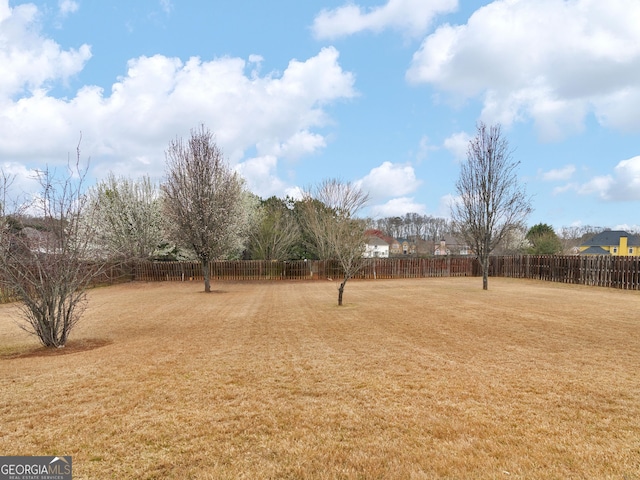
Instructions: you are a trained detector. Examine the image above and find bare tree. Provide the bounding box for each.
[372,214,452,242]
[87,173,163,260]
[0,144,104,347]
[0,169,15,220]
[451,123,532,290]
[162,125,247,292]
[298,197,335,261]
[302,179,369,306]
[558,225,604,254]
[0,170,15,304]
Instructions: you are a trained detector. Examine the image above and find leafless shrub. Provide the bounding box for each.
[0,140,104,347]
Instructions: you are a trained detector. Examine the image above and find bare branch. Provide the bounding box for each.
[161,125,249,292]
[451,122,532,290]
[248,197,301,261]
[301,179,369,305]
[0,143,106,347]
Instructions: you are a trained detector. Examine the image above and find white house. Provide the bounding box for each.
[364,236,390,258]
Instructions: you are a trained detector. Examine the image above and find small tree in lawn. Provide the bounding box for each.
[162,125,247,293]
[451,123,532,290]
[0,144,104,347]
[301,179,369,306]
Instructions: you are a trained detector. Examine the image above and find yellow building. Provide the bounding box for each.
[579,230,640,256]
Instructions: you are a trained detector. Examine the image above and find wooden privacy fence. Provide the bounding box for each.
[490,255,640,290]
[0,262,134,304]
[134,260,314,281]
[3,255,640,304]
[132,257,476,282]
[356,257,475,279]
[131,256,640,290]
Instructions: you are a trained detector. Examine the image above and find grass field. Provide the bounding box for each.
[1,278,639,479]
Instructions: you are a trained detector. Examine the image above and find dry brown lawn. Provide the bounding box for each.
[1,278,639,479]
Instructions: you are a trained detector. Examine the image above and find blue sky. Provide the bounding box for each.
[1,0,640,231]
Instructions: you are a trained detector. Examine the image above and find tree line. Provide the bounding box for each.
[0,126,372,347]
[0,122,624,346]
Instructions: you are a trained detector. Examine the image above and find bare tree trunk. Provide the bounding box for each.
[482,257,489,290]
[338,276,349,306]
[202,257,211,293]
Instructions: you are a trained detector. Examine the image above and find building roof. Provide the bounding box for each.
[366,236,389,247]
[440,233,468,246]
[365,229,395,246]
[580,246,610,255]
[581,230,640,247]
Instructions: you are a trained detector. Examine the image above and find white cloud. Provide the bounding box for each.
[257,130,327,160]
[235,155,288,199]
[407,0,640,139]
[159,0,173,15]
[443,131,470,161]
[58,0,78,16]
[437,193,456,218]
[541,165,576,182]
[369,197,426,218]
[594,88,640,132]
[0,9,356,197]
[552,183,577,196]
[578,156,640,201]
[0,1,91,98]
[578,175,615,199]
[312,0,457,40]
[0,161,40,204]
[284,185,304,201]
[613,223,640,232]
[355,161,421,201]
[414,135,437,162]
[357,161,425,218]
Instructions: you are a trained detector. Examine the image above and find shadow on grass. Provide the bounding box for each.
[0,338,112,360]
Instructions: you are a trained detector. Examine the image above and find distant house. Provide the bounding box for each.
[389,238,416,256]
[435,234,474,256]
[579,230,640,256]
[364,235,390,258]
[434,240,450,256]
[388,238,400,255]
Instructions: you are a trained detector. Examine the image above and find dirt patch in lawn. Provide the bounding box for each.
[1,278,639,479]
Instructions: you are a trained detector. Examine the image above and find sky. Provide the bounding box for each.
[1,0,640,231]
